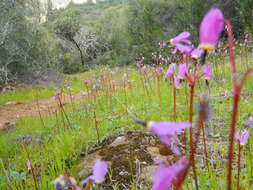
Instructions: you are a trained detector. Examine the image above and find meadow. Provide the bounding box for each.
[1,4,253,189]
[0,39,253,190]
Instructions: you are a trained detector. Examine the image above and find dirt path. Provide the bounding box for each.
[0,77,129,131]
[0,93,84,130]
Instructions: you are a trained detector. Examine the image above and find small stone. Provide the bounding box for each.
[109,136,127,147]
[140,165,157,184]
[5,102,22,106]
[119,171,130,176]
[146,147,167,163]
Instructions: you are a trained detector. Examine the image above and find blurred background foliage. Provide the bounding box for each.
[0,0,252,85]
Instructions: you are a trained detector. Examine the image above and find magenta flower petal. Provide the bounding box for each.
[80,160,108,186]
[171,143,181,156]
[175,43,194,56]
[172,48,177,54]
[235,130,250,145]
[203,64,213,80]
[181,39,192,45]
[27,160,32,170]
[170,32,191,44]
[74,185,82,190]
[152,156,188,190]
[159,135,173,146]
[165,64,176,78]
[199,8,224,50]
[178,63,187,79]
[191,48,204,59]
[90,160,108,183]
[174,76,181,89]
[148,121,191,137]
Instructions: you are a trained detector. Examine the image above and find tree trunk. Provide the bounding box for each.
[71,38,85,66]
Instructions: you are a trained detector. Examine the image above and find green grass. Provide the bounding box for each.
[0,66,125,105]
[0,86,55,105]
[0,53,253,189]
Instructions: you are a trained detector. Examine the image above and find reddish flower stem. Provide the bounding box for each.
[68,89,74,111]
[139,70,149,97]
[85,181,93,190]
[227,90,240,190]
[23,147,39,190]
[189,84,199,190]
[224,19,239,190]
[223,20,237,88]
[224,18,253,190]
[30,163,39,190]
[123,78,128,115]
[202,123,209,167]
[157,73,162,107]
[57,96,71,128]
[173,83,177,122]
[226,61,253,190]
[236,141,241,190]
[93,111,100,141]
[175,99,209,190]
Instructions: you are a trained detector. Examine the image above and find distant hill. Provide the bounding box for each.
[60,0,125,29]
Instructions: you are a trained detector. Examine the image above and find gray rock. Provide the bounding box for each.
[15,135,41,145]
[0,121,16,132]
[109,136,127,147]
[75,131,165,189]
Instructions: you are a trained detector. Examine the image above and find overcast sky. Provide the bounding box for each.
[41,0,96,9]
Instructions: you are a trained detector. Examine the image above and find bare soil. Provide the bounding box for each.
[0,93,84,130]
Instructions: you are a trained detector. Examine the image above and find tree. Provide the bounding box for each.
[54,11,85,66]
[0,0,60,85]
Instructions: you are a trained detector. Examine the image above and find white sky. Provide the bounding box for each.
[41,0,97,9]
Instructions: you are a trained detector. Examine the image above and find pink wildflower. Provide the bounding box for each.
[191,48,204,59]
[203,64,213,81]
[165,64,176,78]
[170,32,191,45]
[152,156,188,190]
[178,63,187,79]
[148,121,191,155]
[174,43,194,56]
[27,160,32,170]
[174,76,181,89]
[81,160,108,185]
[235,130,250,145]
[199,8,224,51]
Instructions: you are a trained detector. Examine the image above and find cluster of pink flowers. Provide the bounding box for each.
[164,8,225,88]
[149,8,226,190]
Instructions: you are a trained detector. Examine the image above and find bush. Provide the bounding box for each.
[60,53,82,74]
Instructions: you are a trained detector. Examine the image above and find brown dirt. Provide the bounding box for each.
[0,93,84,130]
